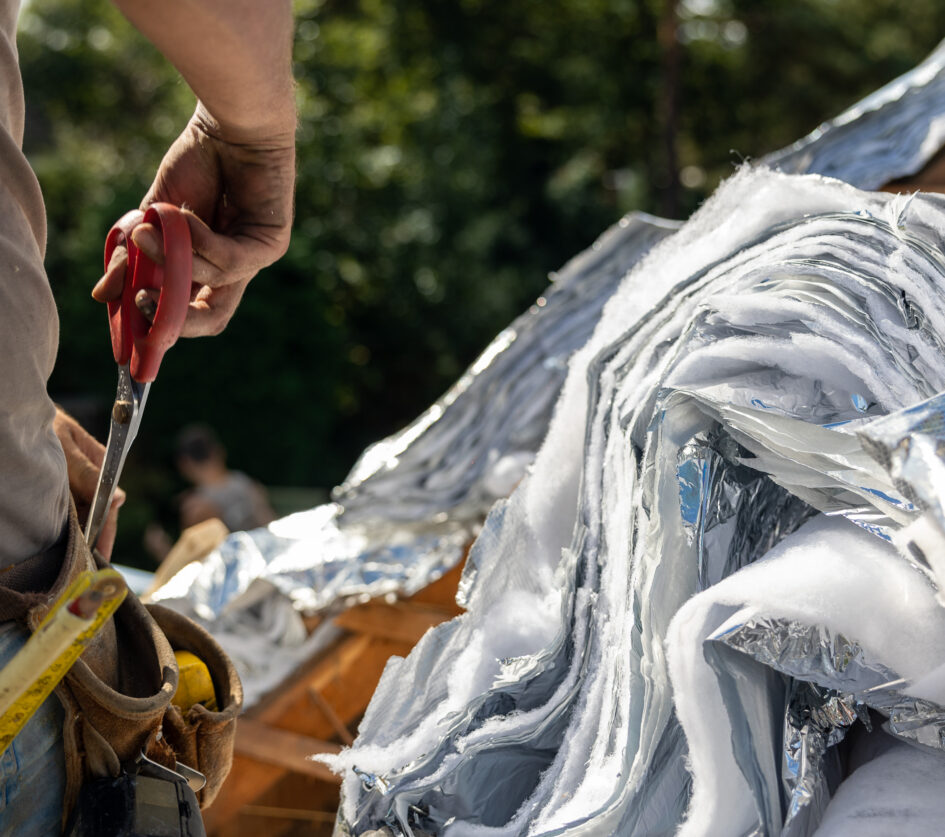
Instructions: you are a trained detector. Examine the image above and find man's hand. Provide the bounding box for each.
[96,0,295,335]
[53,408,125,560]
[92,106,295,337]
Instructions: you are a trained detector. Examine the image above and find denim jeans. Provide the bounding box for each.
[0,621,66,836]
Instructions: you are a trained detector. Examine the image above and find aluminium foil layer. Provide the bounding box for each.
[327,171,945,836]
[763,38,945,189]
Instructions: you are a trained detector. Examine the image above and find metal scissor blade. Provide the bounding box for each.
[84,365,149,550]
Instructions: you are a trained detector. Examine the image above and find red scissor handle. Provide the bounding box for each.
[104,203,192,383]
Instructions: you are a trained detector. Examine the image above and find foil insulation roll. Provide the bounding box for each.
[329,172,945,836]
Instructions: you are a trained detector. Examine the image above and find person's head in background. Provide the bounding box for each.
[173,423,275,533]
[175,424,228,487]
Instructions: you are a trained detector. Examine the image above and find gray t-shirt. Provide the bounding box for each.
[0,0,70,567]
[192,472,272,533]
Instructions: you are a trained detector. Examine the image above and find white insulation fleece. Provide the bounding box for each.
[667,514,945,837]
[327,168,945,836]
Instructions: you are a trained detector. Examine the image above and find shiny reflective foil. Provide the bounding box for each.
[328,169,945,836]
[764,39,945,189]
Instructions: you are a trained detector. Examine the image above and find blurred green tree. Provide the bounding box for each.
[17,0,945,564]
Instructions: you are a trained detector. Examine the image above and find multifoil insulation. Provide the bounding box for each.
[151,35,945,664]
[324,171,945,836]
[763,38,945,188]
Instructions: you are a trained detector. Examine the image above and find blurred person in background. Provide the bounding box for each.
[175,424,275,533]
[143,423,275,571]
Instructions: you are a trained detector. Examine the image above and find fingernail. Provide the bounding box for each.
[92,277,107,300]
[135,289,158,322]
[132,227,163,264]
[107,245,125,270]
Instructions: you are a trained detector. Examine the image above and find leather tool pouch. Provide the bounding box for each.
[2,503,242,830]
[148,603,242,807]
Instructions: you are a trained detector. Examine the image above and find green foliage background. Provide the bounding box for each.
[18,0,945,565]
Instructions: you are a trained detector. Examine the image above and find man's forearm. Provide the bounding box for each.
[111,0,295,140]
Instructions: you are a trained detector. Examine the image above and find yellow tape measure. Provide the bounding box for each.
[0,568,127,754]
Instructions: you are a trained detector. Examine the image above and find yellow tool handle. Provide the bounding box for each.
[172,650,218,712]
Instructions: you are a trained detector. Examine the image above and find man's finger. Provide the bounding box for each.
[68,418,107,470]
[183,209,286,289]
[66,452,101,502]
[96,490,125,561]
[135,288,159,322]
[180,279,250,337]
[54,412,102,498]
[131,222,165,266]
[92,245,128,302]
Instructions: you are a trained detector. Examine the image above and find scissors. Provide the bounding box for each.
[84,203,192,551]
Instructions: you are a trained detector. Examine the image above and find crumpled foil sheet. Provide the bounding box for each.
[763,38,945,189]
[857,391,945,601]
[153,505,474,620]
[706,616,945,836]
[676,430,817,591]
[328,168,945,836]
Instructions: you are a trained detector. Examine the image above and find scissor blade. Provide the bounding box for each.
[84,366,149,550]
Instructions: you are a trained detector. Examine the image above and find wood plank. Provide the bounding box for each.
[333,600,456,645]
[286,636,413,737]
[253,636,417,832]
[883,146,945,194]
[244,772,342,837]
[205,635,411,833]
[207,760,339,837]
[205,553,469,834]
[406,552,468,610]
[246,633,374,724]
[233,718,342,783]
[308,686,355,746]
[143,519,229,600]
[240,805,336,823]
[204,756,283,834]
